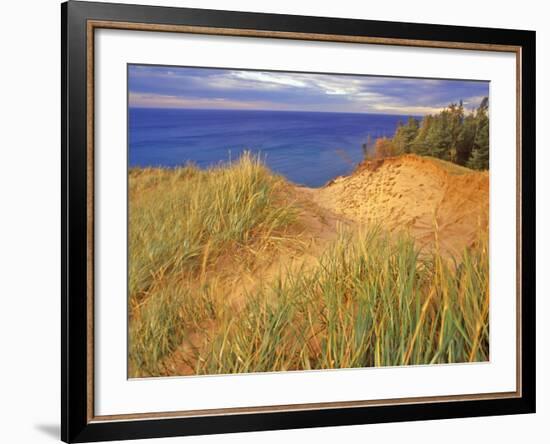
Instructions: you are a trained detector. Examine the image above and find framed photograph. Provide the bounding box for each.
[61,1,536,442]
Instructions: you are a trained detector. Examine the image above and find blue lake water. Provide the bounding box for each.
[129,108,410,187]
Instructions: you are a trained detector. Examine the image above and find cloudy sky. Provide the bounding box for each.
[128,65,489,115]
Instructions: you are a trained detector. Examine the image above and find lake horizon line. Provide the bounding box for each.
[127,106,424,118]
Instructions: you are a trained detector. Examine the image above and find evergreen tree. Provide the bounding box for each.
[446,101,465,163]
[456,114,477,166]
[425,110,452,159]
[377,97,489,168]
[467,97,490,170]
[393,117,419,154]
[411,115,433,155]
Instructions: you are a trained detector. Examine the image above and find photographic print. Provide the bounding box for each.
[127,64,490,378]
[63,5,535,440]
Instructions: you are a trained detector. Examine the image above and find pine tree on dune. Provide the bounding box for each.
[467,97,490,170]
[373,97,490,169]
[393,117,420,154]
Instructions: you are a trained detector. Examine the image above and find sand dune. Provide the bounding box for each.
[132,154,490,376]
[305,154,489,257]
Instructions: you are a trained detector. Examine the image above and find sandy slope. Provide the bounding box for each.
[225,154,489,302]
[307,154,489,257]
[162,187,350,376]
[163,155,488,375]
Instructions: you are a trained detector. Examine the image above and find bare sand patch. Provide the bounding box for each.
[307,154,488,257]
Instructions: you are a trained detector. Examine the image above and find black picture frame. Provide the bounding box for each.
[61,1,536,442]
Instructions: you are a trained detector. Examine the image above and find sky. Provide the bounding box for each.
[128,65,489,116]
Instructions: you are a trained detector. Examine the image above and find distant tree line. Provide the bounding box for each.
[366,97,489,170]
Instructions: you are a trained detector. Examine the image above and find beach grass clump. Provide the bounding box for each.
[195,226,489,374]
[128,153,298,376]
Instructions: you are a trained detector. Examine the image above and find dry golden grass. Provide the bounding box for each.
[193,226,488,374]
[128,153,489,377]
[128,153,299,376]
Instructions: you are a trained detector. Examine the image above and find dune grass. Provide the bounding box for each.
[128,153,298,376]
[128,154,489,377]
[194,226,489,374]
